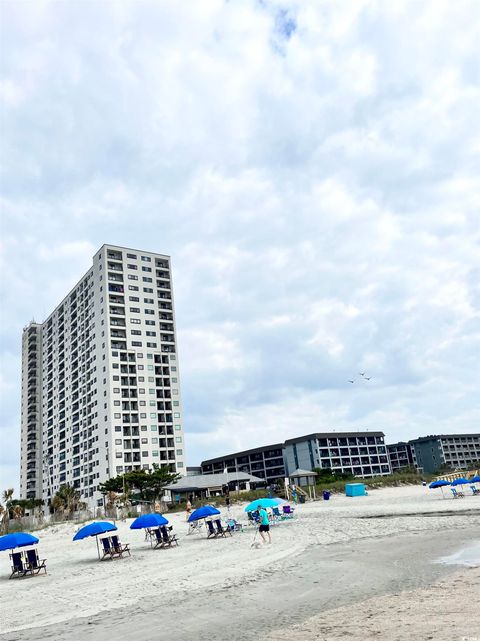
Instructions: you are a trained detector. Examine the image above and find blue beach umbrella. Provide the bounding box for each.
[470,476,480,483]
[73,521,117,559]
[429,480,450,498]
[244,498,280,512]
[0,532,39,552]
[450,478,470,486]
[188,505,220,523]
[429,480,449,489]
[130,513,169,529]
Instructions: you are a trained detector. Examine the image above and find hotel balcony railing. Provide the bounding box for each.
[110,307,125,316]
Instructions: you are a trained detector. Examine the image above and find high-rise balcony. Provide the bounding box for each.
[111,329,126,339]
[110,306,125,316]
[107,262,123,272]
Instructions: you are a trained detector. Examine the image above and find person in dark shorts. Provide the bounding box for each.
[258,505,271,544]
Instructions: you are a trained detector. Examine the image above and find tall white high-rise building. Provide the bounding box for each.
[20,244,186,508]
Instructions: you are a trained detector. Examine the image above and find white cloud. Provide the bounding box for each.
[1,0,479,490]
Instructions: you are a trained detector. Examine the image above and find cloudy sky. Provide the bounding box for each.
[1,0,479,492]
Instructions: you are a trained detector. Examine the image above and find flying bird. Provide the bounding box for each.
[364,377,372,381]
[348,379,355,384]
[359,372,366,377]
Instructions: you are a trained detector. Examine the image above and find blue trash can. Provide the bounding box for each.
[323,491,331,501]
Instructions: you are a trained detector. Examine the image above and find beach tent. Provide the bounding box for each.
[0,532,39,552]
[73,521,117,559]
[470,476,480,483]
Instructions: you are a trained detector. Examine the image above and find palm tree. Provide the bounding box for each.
[52,484,82,517]
[12,505,23,521]
[2,489,14,533]
[2,488,14,507]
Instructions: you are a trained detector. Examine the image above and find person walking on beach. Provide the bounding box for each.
[258,504,271,544]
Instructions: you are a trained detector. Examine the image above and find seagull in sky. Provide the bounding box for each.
[364,376,372,381]
[359,372,366,377]
[348,379,355,384]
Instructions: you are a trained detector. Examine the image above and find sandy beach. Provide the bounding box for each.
[0,485,479,640]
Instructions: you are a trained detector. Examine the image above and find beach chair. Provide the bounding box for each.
[451,488,465,499]
[187,520,202,535]
[111,535,131,557]
[272,507,281,519]
[206,520,218,538]
[9,552,28,579]
[247,511,260,525]
[470,485,479,495]
[153,528,165,549]
[282,505,295,518]
[25,548,47,575]
[214,519,232,537]
[100,537,116,560]
[160,526,179,548]
[228,519,243,532]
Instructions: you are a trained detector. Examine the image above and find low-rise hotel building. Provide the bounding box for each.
[284,432,391,478]
[409,434,480,474]
[387,442,414,472]
[201,444,286,484]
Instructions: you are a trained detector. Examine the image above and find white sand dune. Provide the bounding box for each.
[0,485,479,636]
